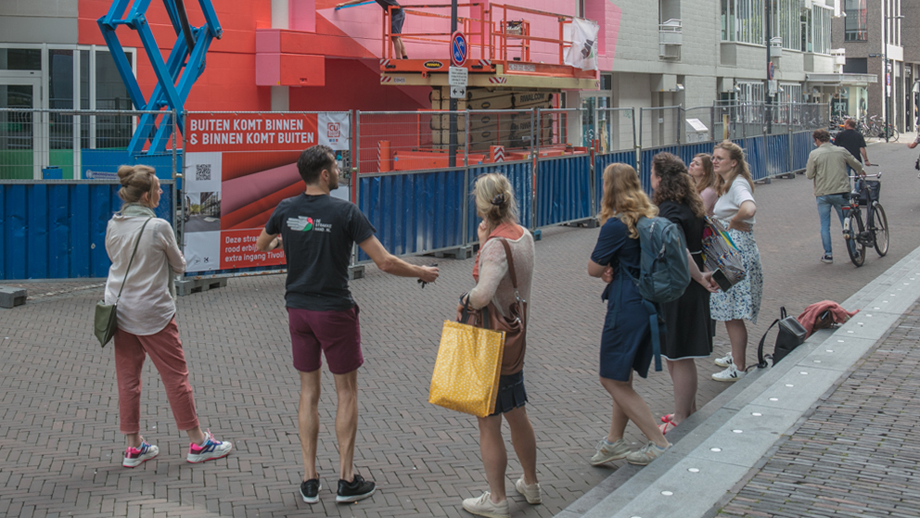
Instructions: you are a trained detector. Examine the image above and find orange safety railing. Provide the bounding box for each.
[382,3,488,61]
[381,2,581,73]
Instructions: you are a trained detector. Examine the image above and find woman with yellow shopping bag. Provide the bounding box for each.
[456,173,540,518]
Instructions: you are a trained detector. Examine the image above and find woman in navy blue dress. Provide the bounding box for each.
[587,163,672,467]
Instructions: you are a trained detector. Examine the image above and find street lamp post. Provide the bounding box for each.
[883,10,905,143]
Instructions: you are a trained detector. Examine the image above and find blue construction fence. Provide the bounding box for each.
[0,131,814,280]
[0,180,175,280]
[357,130,813,265]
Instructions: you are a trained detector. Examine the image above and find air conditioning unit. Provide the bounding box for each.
[659,19,682,59]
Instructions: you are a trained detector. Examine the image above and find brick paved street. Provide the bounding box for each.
[2,138,920,517]
[718,299,920,518]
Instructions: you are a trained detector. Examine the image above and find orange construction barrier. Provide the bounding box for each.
[378,140,392,172]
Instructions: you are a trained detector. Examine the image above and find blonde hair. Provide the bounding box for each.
[598,163,658,239]
[691,153,716,194]
[712,141,754,196]
[116,164,158,207]
[474,173,519,236]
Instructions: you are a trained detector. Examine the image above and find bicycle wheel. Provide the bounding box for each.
[890,126,900,142]
[844,211,866,266]
[872,202,889,256]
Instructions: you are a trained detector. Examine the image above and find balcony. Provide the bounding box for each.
[659,19,682,60]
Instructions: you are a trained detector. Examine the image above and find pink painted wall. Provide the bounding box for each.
[586,0,620,70]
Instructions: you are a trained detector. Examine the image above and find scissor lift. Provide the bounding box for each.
[375,3,598,169]
[379,3,599,91]
[98,0,222,156]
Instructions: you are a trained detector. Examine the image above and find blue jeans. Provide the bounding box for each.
[817,194,848,256]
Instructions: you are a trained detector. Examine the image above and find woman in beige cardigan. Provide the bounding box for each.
[458,173,540,518]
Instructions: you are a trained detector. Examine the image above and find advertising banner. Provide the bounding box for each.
[183,112,350,273]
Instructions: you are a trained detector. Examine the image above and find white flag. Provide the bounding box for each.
[564,18,599,71]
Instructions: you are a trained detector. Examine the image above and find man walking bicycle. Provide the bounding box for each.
[806,129,866,264]
[257,145,438,505]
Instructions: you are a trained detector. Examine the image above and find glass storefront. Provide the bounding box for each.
[0,45,136,179]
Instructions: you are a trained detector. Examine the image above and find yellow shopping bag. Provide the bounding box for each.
[429,320,505,418]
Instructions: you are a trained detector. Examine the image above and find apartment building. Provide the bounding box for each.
[570,1,882,129]
[832,0,910,131]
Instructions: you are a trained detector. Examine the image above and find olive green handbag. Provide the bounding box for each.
[94,218,152,347]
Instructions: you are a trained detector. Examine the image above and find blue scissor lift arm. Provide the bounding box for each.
[98,0,222,155]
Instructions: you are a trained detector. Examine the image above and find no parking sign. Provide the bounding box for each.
[451,31,468,67]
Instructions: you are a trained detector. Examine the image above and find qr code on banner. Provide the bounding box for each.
[195,164,211,181]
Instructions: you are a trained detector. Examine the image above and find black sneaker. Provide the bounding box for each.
[336,474,376,503]
[300,478,321,504]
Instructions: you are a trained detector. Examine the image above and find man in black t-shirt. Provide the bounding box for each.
[337,0,408,59]
[257,145,438,505]
[833,118,871,167]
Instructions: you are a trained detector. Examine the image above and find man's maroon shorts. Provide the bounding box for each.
[287,306,363,374]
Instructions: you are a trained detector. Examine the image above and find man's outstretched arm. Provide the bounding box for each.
[358,235,439,282]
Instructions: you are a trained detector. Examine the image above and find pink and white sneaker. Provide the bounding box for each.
[123,441,159,468]
[187,430,232,463]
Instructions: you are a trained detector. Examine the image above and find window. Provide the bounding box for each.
[49,50,75,152]
[738,82,765,104]
[801,7,811,52]
[812,5,832,54]
[887,0,902,46]
[845,0,867,41]
[0,48,41,70]
[93,50,135,148]
[771,0,801,50]
[843,57,867,74]
[779,83,802,104]
[95,51,133,111]
[722,0,764,45]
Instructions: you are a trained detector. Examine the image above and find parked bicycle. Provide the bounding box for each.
[842,173,888,267]
[862,115,899,142]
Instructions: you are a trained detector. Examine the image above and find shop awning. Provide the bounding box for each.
[805,73,878,87]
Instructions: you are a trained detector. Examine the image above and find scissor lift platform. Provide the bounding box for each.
[378,3,599,91]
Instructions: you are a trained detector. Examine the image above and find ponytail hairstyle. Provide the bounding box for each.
[712,140,754,196]
[116,164,158,208]
[598,163,657,239]
[474,173,519,237]
[651,152,707,219]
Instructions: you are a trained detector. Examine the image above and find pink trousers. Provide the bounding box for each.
[113,318,200,434]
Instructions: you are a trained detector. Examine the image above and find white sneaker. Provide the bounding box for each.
[712,365,744,382]
[514,476,542,504]
[462,492,510,518]
[714,353,733,368]
[187,429,232,463]
[625,442,670,466]
[123,441,159,468]
[590,438,631,465]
